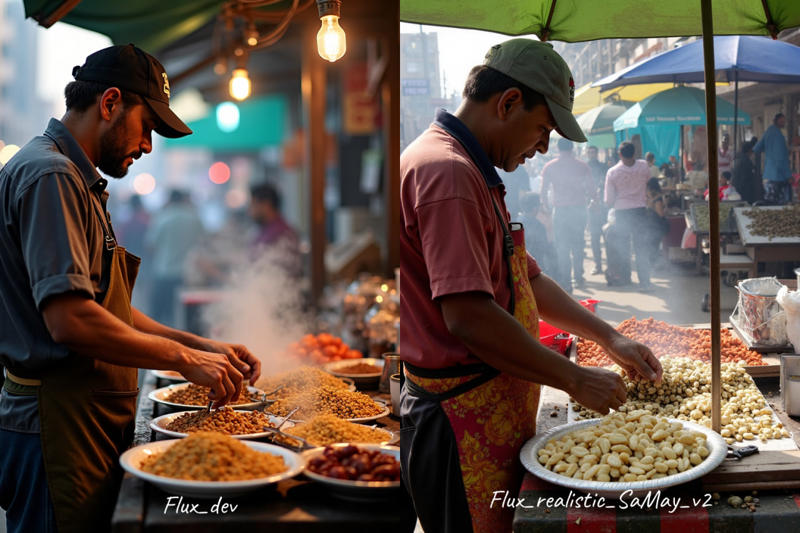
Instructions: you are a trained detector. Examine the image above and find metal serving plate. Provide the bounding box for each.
[150,410,294,440]
[148,383,267,410]
[519,417,727,499]
[300,444,401,502]
[120,439,303,498]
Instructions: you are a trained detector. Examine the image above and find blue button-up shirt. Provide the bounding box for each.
[753,124,792,182]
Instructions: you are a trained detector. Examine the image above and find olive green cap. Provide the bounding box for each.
[483,38,587,142]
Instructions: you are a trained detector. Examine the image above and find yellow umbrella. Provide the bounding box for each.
[573,82,674,115]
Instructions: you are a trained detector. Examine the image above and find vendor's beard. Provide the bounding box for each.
[98,114,133,178]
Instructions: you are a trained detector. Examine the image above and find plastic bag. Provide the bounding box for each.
[777,286,800,351]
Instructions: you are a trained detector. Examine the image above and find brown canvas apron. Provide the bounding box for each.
[403,115,542,533]
[8,193,140,533]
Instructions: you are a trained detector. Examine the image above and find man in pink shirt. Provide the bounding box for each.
[541,138,593,292]
[604,141,652,288]
[400,39,661,533]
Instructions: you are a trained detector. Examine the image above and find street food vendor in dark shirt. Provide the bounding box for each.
[399,39,663,533]
[0,45,261,533]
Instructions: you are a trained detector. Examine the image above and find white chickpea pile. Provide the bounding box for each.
[572,358,790,445]
[538,411,710,482]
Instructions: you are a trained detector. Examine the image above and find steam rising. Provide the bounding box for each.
[201,245,310,377]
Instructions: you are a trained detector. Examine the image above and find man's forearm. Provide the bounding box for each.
[132,307,209,350]
[440,293,584,395]
[532,274,620,350]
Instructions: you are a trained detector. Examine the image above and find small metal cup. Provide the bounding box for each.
[390,373,401,415]
[380,352,402,393]
[781,354,800,416]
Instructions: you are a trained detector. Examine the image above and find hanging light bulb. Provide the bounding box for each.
[229,68,251,101]
[316,0,346,62]
[245,22,259,47]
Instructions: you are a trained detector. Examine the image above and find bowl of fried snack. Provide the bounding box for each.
[120,432,304,497]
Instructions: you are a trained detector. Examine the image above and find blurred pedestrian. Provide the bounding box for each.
[754,113,792,204]
[116,194,152,311]
[586,146,609,275]
[146,189,204,326]
[604,141,652,289]
[718,133,733,178]
[517,192,555,275]
[732,139,760,204]
[645,178,669,266]
[645,152,659,179]
[249,182,301,277]
[541,138,594,292]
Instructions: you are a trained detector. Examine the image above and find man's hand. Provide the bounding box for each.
[177,349,245,408]
[200,340,262,385]
[570,366,627,415]
[605,334,662,384]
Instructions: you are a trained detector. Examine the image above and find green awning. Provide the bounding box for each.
[24,0,223,51]
[400,0,800,41]
[165,96,286,151]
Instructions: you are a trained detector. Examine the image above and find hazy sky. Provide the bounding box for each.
[35,21,111,112]
[400,23,518,97]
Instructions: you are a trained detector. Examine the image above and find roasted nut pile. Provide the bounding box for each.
[539,411,710,482]
[164,407,275,435]
[280,414,392,446]
[257,366,349,399]
[140,431,288,481]
[162,384,260,406]
[744,205,800,239]
[692,203,735,233]
[267,385,384,420]
[576,317,764,367]
[307,445,400,482]
[335,362,382,375]
[573,358,790,444]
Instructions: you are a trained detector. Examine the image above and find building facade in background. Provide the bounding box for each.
[0,0,49,147]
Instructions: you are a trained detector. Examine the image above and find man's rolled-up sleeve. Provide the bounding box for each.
[416,197,494,300]
[16,172,95,309]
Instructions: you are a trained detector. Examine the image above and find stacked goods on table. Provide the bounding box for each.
[287,333,363,365]
[163,384,261,406]
[266,385,384,420]
[572,358,791,444]
[692,203,736,232]
[576,317,765,367]
[257,366,351,399]
[279,414,392,447]
[538,411,710,482]
[743,205,800,239]
[163,408,275,436]
[140,432,288,481]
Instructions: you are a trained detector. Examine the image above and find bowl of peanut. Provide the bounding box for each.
[150,408,294,440]
[520,411,727,499]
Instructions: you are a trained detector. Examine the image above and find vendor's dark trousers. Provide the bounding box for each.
[400,384,473,533]
[0,428,57,533]
[553,205,588,291]
[589,206,607,271]
[607,207,650,286]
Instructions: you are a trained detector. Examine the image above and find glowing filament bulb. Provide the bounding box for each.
[317,15,346,62]
[229,68,251,101]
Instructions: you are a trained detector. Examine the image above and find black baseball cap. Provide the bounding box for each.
[72,44,192,138]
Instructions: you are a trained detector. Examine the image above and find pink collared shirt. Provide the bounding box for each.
[604,159,649,210]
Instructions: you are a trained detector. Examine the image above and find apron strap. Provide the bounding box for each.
[404,361,501,402]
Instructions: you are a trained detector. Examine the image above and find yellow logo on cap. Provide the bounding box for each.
[162,72,170,98]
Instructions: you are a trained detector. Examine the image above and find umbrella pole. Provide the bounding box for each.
[733,72,739,159]
[701,0,721,434]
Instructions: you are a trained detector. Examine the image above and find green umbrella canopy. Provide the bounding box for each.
[576,102,628,135]
[400,0,800,41]
[612,86,750,131]
[23,0,225,52]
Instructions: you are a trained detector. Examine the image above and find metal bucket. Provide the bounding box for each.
[781,354,800,416]
[730,277,788,347]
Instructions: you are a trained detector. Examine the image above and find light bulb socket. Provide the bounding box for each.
[316,0,341,18]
